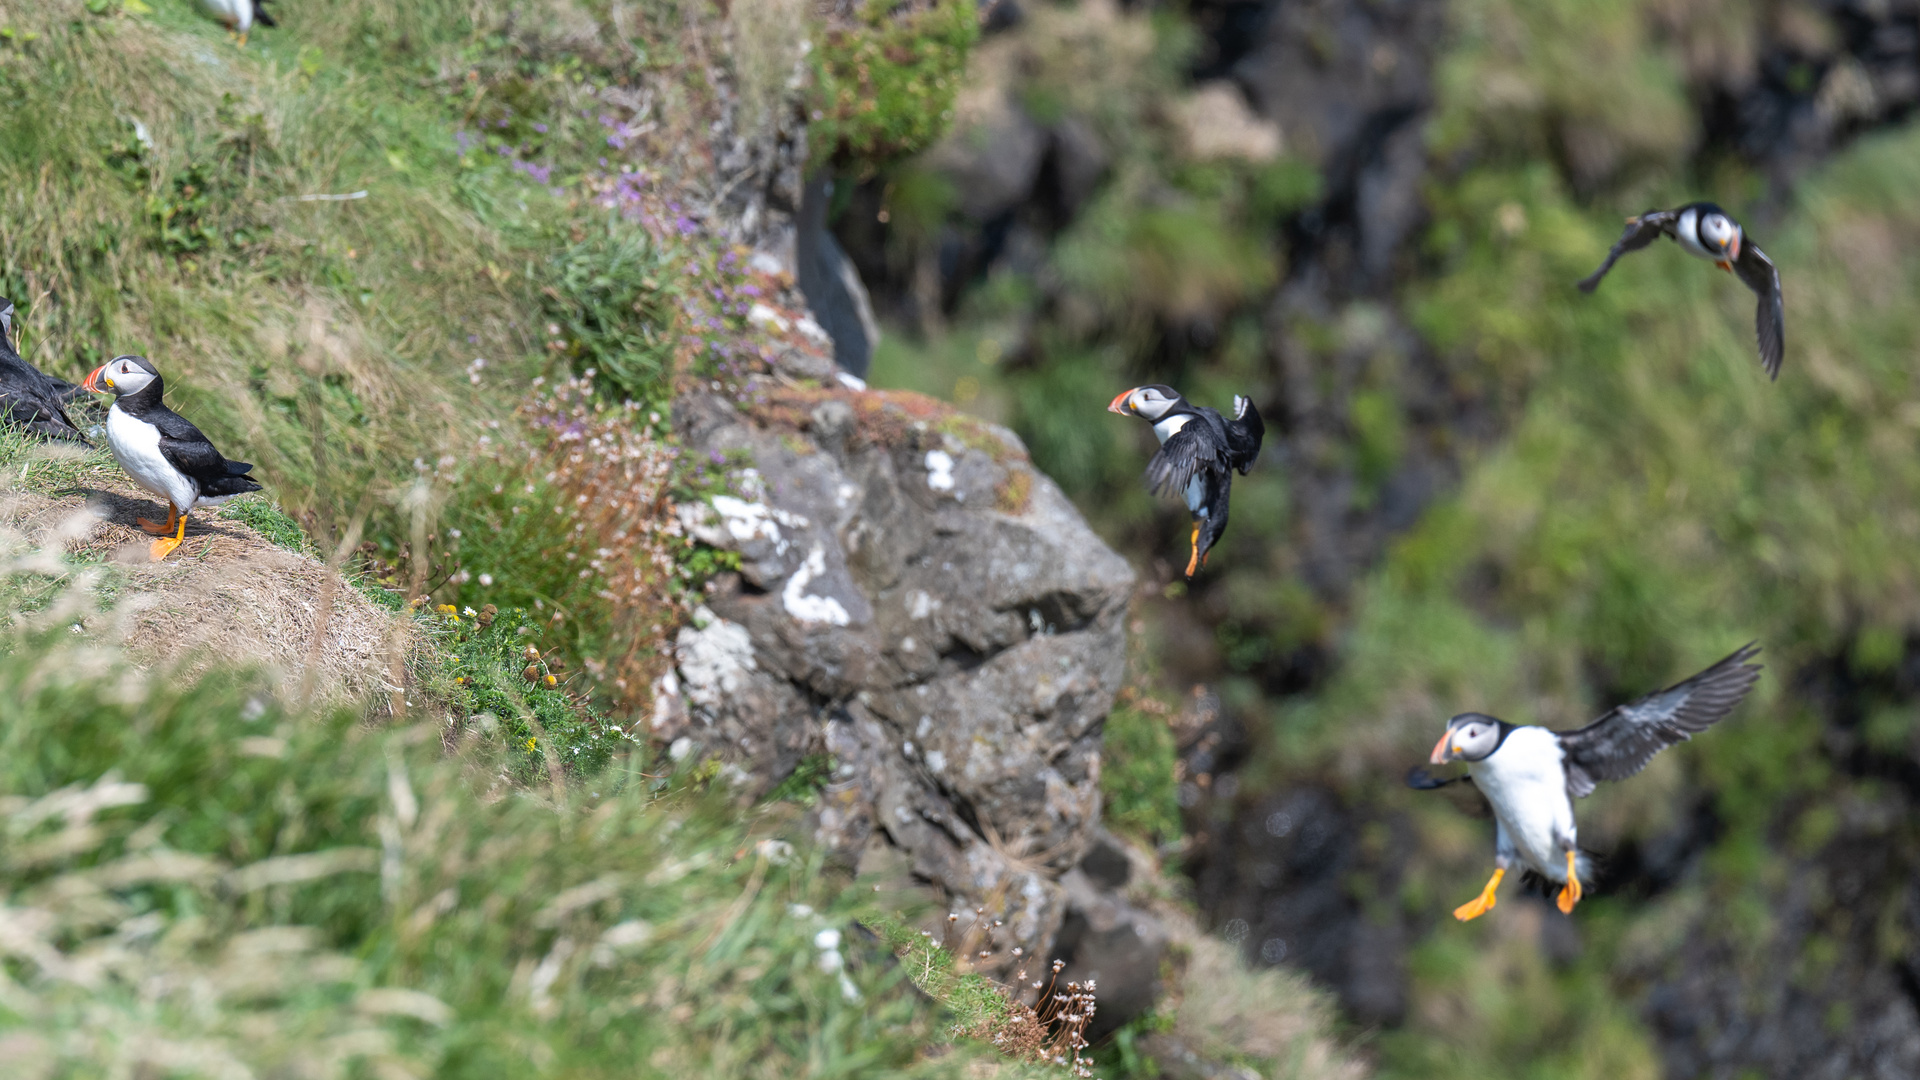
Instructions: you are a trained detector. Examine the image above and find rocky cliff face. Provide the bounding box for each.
[659,378,1179,1022]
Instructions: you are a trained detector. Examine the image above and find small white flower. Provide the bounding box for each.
[813,928,841,951]
[479,573,494,586]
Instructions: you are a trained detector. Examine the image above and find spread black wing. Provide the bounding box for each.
[1732,241,1784,380]
[1225,395,1264,475]
[1557,643,1763,799]
[1144,424,1228,501]
[1577,210,1679,293]
[153,408,261,496]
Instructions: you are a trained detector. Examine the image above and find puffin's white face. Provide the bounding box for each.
[1108,385,1181,421]
[1699,213,1740,259]
[1430,713,1502,764]
[90,355,157,397]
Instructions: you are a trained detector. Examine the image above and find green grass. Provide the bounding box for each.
[0,613,977,1077]
[218,494,317,555]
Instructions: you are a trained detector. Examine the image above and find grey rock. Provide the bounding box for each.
[669,387,1137,974]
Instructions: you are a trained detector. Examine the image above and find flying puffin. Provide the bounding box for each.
[1577,202,1785,379]
[1409,643,1762,920]
[82,355,261,560]
[1108,384,1264,578]
[199,0,276,46]
[0,299,87,444]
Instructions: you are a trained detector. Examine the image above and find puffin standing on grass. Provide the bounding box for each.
[0,299,87,444]
[82,355,261,560]
[1108,384,1263,578]
[1409,643,1763,920]
[1577,202,1785,379]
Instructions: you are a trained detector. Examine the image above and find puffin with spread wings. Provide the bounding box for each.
[83,354,262,560]
[1408,643,1763,919]
[1577,202,1785,379]
[1109,384,1264,579]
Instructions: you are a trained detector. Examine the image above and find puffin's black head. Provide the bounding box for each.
[1107,384,1186,421]
[1430,712,1504,764]
[82,354,161,398]
[1692,202,1742,263]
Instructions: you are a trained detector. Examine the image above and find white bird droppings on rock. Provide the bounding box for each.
[675,607,757,708]
[924,449,956,492]
[781,544,852,625]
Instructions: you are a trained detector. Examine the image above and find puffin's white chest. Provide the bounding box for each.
[200,0,252,31]
[1674,207,1716,261]
[107,405,196,510]
[1470,726,1577,879]
[1151,414,1190,444]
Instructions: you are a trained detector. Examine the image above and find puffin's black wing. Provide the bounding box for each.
[1405,766,1472,791]
[1557,643,1763,798]
[1144,424,1228,500]
[1732,242,1784,380]
[253,0,277,27]
[151,408,260,493]
[1224,395,1264,475]
[1577,210,1679,293]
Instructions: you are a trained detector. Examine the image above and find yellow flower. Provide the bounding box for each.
[544,674,558,686]
[526,738,537,751]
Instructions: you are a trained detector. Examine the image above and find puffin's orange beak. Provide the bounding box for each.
[81,366,106,394]
[1430,730,1455,765]
[1108,388,1135,415]
[1727,234,1740,262]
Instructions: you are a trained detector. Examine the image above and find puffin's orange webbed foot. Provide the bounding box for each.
[1184,523,1201,578]
[1453,867,1505,922]
[1556,850,1583,914]
[136,502,179,536]
[149,512,188,561]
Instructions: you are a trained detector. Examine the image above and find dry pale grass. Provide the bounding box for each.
[0,476,409,707]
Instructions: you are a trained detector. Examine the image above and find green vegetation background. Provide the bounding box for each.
[867,0,1920,1076]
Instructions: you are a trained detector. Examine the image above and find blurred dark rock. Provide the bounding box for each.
[1052,866,1173,1040]
[796,174,882,378]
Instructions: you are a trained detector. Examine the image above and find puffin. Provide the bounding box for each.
[1108,384,1263,578]
[1409,643,1762,920]
[0,299,87,444]
[82,355,261,560]
[1577,202,1785,379]
[198,0,276,45]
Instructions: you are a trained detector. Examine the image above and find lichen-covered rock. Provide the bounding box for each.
[664,386,1134,971]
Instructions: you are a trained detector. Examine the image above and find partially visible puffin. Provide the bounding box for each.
[1577,202,1785,379]
[0,299,86,444]
[1410,643,1762,919]
[199,0,276,46]
[82,355,261,560]
[1109,384,1264,578]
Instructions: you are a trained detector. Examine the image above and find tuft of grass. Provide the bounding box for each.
[0,610,963,1078]
[423,602,628,784]
[218,494,316,556]
[1100,699,1182,846]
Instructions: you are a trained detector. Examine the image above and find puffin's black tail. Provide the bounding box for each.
[205,461,262,497]
[253,0,277,27]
